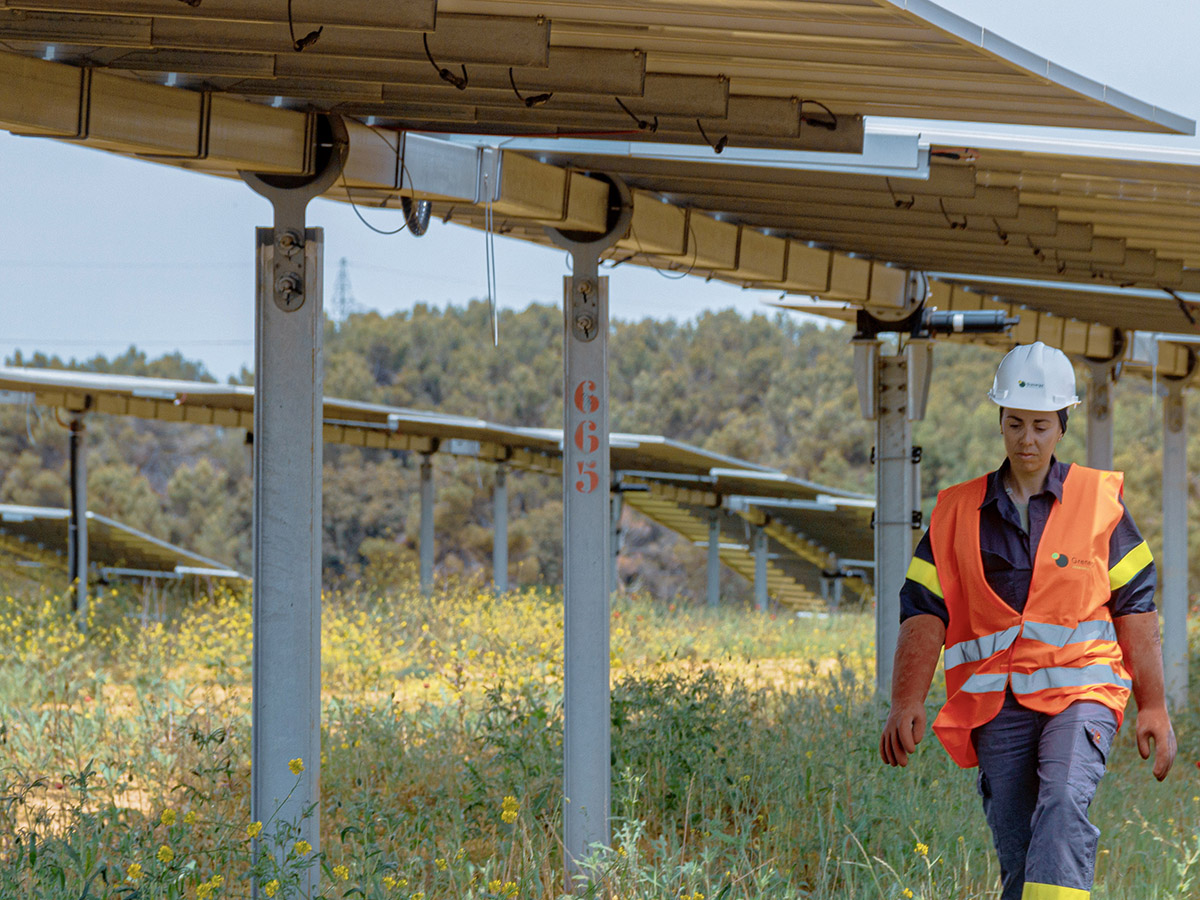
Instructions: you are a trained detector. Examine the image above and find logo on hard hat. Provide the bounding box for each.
[1018,380,1044,389]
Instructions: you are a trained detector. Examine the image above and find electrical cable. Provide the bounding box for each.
[286,0,322,51]
[341,174,408,235]
[423,34,468,90]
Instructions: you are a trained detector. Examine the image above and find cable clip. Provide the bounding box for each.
[615,97,657,132]
[286,0,322,51]
[696,119,728,153]
[424,33,468,90]
[509,68,552,107]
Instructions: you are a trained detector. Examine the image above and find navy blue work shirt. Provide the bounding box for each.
[900,457,1156,626]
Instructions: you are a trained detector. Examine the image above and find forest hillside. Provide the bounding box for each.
[1,302,1194,604]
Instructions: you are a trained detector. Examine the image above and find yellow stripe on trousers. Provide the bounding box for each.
[1022,882,1089,899]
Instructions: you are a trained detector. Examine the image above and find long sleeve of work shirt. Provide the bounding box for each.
[900,458,1156,627]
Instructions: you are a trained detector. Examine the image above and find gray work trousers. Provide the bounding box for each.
[973,695,1117,900]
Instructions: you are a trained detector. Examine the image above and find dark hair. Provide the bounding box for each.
[999,407,1069,435]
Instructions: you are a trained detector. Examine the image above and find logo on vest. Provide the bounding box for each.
[1051,552,1092,571]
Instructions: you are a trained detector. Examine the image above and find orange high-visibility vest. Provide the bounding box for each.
[925,465,1133,768]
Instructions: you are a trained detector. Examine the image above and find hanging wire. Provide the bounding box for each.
[482,154,500,346]
[423,33,468,90]
[286,0,322,51]
[1163,287,1198,327]
[938,198,967,230]
[614,97,658,132]
[884,177,915,210]
[338,129,433,237]
[342,174,409,235]
[508,68,552,107]
[696,119,728,154]
[797,99,838,131]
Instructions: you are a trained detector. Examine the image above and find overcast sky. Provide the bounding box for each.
[2,0,1199,380]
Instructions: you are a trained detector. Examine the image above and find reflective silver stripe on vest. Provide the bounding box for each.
[959,671,1010,693]
[944,625,1021,671]
[1011,664,1132,694]
[1021,619,1117,649]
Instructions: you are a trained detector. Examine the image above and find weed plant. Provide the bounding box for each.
[0,570,1195,898]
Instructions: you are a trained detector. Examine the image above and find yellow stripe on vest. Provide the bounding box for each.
[1022,881,1089,899]
[1109,540,1152,591]
[905,556,943,599]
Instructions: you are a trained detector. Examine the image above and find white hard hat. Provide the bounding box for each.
[987,342,1080,411]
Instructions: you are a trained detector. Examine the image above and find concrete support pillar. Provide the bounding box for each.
[1162,382,1189,709]
[67,413,88,626]
[419,454,434,596]
[493,463,508,596]
[706,508,721,608]
[240,117,345,899]
[1086,360,1116,471]
[874,352,913,697]
[610,490,623,594]
[753,525,768,613]
[547,183,630,884]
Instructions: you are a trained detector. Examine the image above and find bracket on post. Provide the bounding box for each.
[240,114,349,312]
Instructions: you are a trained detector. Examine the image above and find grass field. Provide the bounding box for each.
[0,569,1197,899]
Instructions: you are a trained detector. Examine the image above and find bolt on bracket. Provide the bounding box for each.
[570,277,599,341]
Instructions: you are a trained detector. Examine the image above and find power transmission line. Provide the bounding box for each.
[332,257,358,322]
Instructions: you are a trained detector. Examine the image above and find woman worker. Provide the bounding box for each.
[879,341,1176,900]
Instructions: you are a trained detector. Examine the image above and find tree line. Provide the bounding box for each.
[1,302,1195,604]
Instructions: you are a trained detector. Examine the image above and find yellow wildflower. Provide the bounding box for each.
[125,863,143,882]
[383,875,398,890]
[914,842,929,857]
[501,795,519,824]
[294,839,312,856]
[502,882,518,897]
[156,845,174,864]
[246,821,263,839]
[289,757,305,775]
[435,858,448,871]
[333,864,350,880]
[197,884,214,900]
[488,879,503,893]
[183,811,197,826]
[902,891,914,899]
[160,809,176,827]
[263,879,280,897]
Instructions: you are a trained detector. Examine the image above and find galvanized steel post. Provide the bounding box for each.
[707,509,721,608]
[68,413,88,626]
[420,454,434,596]
[547,179,631,887]
[1162,381,1189,708]
[493,463,508,595]
[753,525,768,612]
[1085,360,1116,471]
[874,352,913,697]
[240,115,346,900]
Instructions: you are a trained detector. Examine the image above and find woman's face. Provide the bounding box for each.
[1002,407,1063,477]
